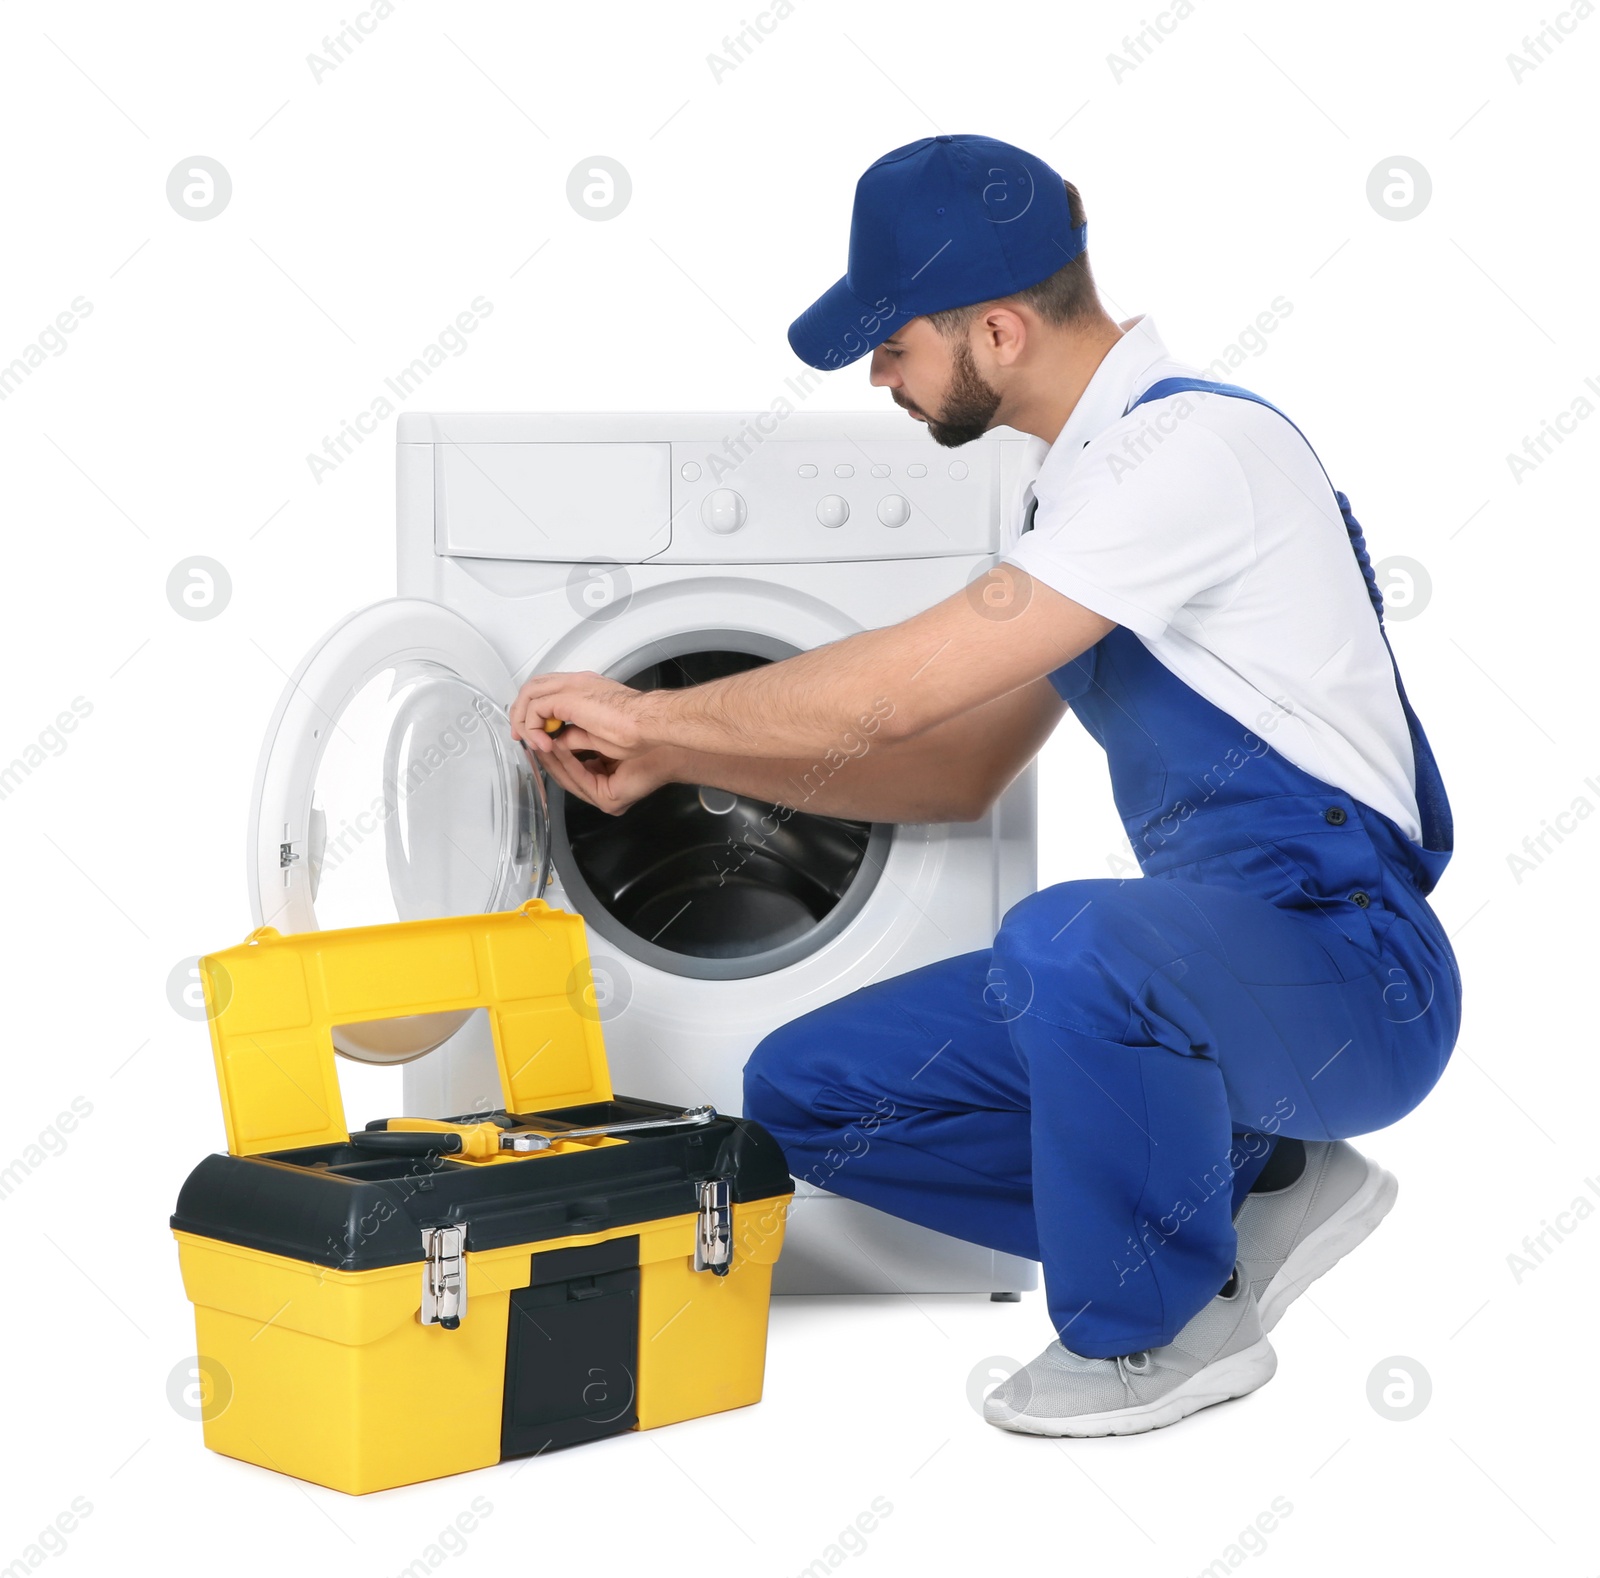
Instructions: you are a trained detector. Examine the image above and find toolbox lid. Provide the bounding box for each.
[202,900,613,1156]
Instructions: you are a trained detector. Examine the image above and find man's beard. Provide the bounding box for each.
[920,338,1003,447]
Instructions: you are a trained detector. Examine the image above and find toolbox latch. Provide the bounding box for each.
[420,1223,467,1329]
[694,1178,733,1276]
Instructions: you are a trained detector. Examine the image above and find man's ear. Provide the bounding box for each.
[981,306,1028,367]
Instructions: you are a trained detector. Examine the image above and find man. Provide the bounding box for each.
[510,134,1461,1437]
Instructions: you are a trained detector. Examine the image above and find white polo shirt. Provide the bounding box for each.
[1001,314,1424,844]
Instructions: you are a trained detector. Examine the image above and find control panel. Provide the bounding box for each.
[658,438,998,562]
[401,413,1029,566]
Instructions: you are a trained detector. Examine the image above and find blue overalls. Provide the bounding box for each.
[743,379,1462,1359]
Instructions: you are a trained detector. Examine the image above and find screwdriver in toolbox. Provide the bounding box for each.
[349,1105,717,1157]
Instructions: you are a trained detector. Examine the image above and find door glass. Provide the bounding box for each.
[309,659,547,932]
[303,659,549,1064]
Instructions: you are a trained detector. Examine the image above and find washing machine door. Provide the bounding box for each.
[247,598,551,1063]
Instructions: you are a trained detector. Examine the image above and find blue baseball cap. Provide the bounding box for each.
[787,134,1085,371]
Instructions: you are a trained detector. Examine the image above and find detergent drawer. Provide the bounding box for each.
[434,441,671,562]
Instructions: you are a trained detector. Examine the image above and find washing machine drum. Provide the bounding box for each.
[551,651,889,981]
[566,785,871,947]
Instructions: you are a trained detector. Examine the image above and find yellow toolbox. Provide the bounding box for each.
[171,898,793,1495]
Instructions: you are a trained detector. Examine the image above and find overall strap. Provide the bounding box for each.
[1122,374,1453,858]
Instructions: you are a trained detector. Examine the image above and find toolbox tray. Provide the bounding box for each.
[173,1096,792,1271]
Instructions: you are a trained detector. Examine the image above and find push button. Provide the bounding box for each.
[1323,806,1347,826]
[816,494,849,528]
[700,489,747,534]
[1349,891,1371,908]
[877,494,911,527]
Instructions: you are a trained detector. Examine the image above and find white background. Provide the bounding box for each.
[2,0,1596,1573]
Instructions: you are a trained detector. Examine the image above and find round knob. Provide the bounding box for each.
[877,494,911,528]
[816,495,850,529]
[700,488,747,534]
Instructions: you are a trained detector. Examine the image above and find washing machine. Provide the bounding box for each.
[246,410,1045,1297]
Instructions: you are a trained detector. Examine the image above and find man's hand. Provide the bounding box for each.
[536,735,681,817]
[509,670,664,761]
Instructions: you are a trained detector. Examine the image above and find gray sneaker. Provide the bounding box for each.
[982,1267,1276,1437]
[1235,1140,1398,1331]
